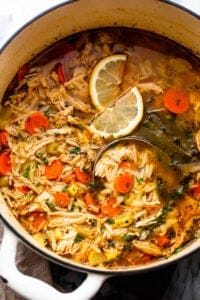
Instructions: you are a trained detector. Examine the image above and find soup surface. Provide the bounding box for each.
[1,28,200,269]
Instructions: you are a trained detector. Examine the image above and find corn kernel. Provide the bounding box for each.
[33,233,47,247]
[68,183,78,196]
[54,228,63,240]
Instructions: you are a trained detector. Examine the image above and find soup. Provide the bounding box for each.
[0,28,200,269]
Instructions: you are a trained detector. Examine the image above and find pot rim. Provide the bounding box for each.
[0,0,200,275]
[1,213,200,275]
[0,0,199,54]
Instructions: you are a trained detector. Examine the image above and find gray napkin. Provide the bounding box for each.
[0,221,53,300]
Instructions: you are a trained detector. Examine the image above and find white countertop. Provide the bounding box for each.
[0,0,199,47]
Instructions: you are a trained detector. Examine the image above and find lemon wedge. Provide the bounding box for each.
[90,86,144,139]
[89,54,127,111]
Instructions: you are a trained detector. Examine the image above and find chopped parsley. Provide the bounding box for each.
[77,124,84,130]
[38,152,49,164]
[46,201,56,211]
[156,176,165,191]
[88,180,104,190]
[136,177,144,184]
[174,247,182,254]
[23,166,31,179]
[108,240,115,247]
[148,200,175,231]
[62,186,68,192]
[171,176,190,199]
[88,219,97,226]
[75,234,84,243]
[70,146,81,155]
[44,107,52,117]
[123,233,133,243]
[106,218,115,225]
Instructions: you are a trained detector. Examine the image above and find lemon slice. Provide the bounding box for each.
[89,54,127,111]
[90,86,144,139]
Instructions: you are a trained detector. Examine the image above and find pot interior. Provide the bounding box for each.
[0,0,200,273]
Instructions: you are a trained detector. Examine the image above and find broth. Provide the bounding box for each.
[0,28,200,269]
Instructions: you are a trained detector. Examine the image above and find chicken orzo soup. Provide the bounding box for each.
[0,28,200,269]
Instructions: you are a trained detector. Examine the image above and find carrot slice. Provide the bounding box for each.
[29,211,46,230]
[75,167,91,184]
[119,161,136,171]
[54,63,67,84]
[85,191,99,211]
[54,192,69,208]
[193,185,200,200]
[140,254,152,264]
[16,185,31,194]
[0,152,11,175]
[163,88,190,114]
[63,172,76,184]
[44,159,63,180]
[100,197,121,217]
[0,130,8,147]
[25,112,49,134]
[156,235,170,248]
[114,173,134,193]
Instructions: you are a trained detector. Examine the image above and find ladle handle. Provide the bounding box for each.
[0,226,109,300]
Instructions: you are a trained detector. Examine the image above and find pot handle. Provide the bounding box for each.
[0,226,109,300]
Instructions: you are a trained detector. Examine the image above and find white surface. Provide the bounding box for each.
[0,0,199,47]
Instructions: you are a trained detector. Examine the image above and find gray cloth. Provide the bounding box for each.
[0,221,53,300]
[163,250,200,300]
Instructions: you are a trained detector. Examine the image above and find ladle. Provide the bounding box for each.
[93,136,200,176]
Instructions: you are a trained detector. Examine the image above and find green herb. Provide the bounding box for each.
[35,161,41,168]
[123,233,133,243]
[77,124,84,130]
[43,158,49,165]
[70,146,81,155]
[106,218,115,225]
[70,203,76,211]
[122,244,132,251]
[174,247,182,254]
[108,240,115,247]
[148,200,174,231]
[156,176,165,191]
[75,234,84,243]
[46,201,56,211]
[44,107,52,117]
[171,187,183,199]
[88,219,97,226]
[35,181,41,187]
[136,177,143,184]
[38,152,45,159]
[38,152,48,164]
[27,191,34,199]
[88,180,104,190]
[23,166,31,179]
[171,176,190,199]
[62,186,68,192]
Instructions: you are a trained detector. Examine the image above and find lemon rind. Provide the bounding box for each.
[89,54,127,112]
[90,86,144,139]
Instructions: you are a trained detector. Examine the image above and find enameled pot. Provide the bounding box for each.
[0,1,199,299]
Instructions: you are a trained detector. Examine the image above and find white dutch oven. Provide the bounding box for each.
[0,1,199,299]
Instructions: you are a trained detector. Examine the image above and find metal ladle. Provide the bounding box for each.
[93,135,200,176]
